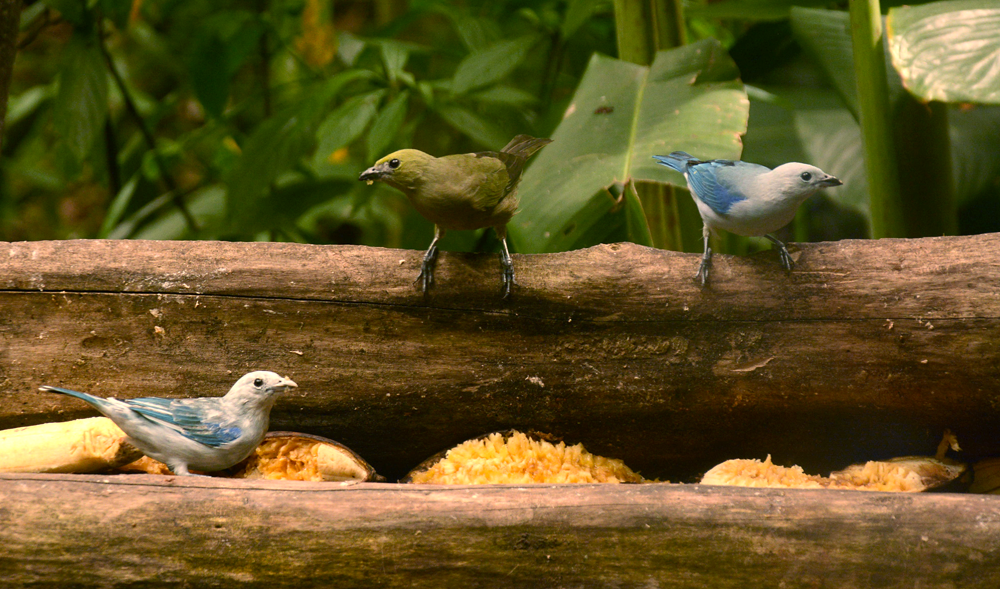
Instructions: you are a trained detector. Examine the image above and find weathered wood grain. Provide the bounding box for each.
[2,474,999,588]
[0,236,998,481]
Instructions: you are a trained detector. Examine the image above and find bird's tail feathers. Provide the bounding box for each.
[501,135,552,159]
[652,151,700,172]
[39,385,112,407]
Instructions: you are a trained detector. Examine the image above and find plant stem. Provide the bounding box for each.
[104,119,121,197]
[613,0,687,251]
[613,0,686,65]
[848,0,905,238]
[97,21,199,234]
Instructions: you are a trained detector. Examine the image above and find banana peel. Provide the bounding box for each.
[0,419,381,482]
[117,431,384,482]
[0,417,143,473]
[702,454,966,492]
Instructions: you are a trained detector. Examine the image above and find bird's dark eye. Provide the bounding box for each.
[388,158,400,169]
[800,172,812,181]
[253,378,264,387]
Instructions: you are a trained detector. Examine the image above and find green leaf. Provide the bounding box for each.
[189,33,230,119]
[689,0,830,21]
[742,86,870,218]
[42,0,87,26]
[378,41,410,85]
[791,7,907,119]
[99,173,141,238]
[366,90,409,163]
[52,34,108,166]
[227,70,373,224]
[6,85,52,128]
[451,36,538,95]
[467,85,538,108]
[887,0,1000,104]
[561,0,601,38]
[238,178,357,237]
[129,186,228,241]
[509,39,749,253]
[313,90,384,168]
[19,2,48,29]
[434,104,510,149]
[948,105,1000,202]
[188,11,263,119]
[446,13,502,52]
[98,0,132,29]
[337,32,366,66]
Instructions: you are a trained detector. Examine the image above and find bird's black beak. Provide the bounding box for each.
[359,165,385,183]
[819,175,843,187]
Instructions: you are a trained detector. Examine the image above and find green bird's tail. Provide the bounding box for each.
[500,135,552,159]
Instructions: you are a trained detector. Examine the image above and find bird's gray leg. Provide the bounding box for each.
[696,224,712,286]
[764,234,794,271]
[496,226,515,298]
[415,226,445,293]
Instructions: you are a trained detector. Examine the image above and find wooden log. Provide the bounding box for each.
[2,474,1000,588]
[0,236,998,481]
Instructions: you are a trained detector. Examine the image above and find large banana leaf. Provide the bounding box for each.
[791,7,1000,206]
[743,87,869,220]
[887,0,1000,104]
[509,39,748,254]
[689,0,941,21]
[790,7,907,120]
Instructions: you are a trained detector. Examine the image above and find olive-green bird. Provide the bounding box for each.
[359,134,551,297]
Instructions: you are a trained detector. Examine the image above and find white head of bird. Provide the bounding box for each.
[224,371,298,409]
[764,163,843,201]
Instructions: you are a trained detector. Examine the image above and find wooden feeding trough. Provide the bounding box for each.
[1,235,999,586]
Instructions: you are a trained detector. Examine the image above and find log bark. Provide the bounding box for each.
[0,236,998,481]
[2,474,999,588]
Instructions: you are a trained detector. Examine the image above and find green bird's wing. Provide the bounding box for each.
[423,137,550,227]
[476,135,552,196]
[439,153,512,212]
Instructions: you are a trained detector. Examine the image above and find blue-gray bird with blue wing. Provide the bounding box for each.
[40,371,297,475]
[653,151,842,285]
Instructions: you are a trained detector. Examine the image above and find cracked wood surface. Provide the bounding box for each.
[0,235,998,481]
[2,474,1000,588]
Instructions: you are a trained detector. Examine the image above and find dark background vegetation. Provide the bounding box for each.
[1,0,997,257]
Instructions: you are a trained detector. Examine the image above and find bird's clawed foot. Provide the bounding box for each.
[415,248,438,294]
[777,246,795,271]
[765,234,795,272]
[415,234,442,294]
[498,235,516,299]
[500,254,516,299]
[696,246,713,286]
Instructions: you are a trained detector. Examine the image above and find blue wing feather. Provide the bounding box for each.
[127,397,242,447]
[687,162,745,215]
[653,151,750,215]
[651,153,691,173]
[41,386,242,448]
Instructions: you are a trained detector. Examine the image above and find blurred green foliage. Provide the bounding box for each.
[1,0,997,254]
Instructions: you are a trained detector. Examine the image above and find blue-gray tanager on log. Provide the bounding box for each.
[40,371,297,475]
[653,151,843,285]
